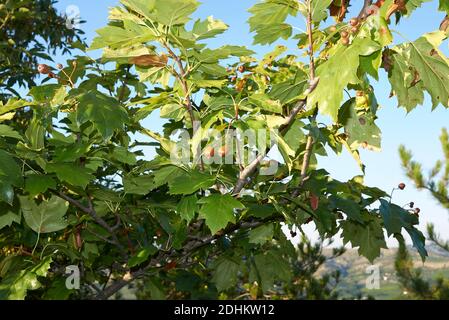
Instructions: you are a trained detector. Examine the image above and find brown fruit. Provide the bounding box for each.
[204,145,215,159]
[37,64,51,74]
[238,65,245,73]
[398,183,406,190]
[341,31,349,38]
[341,37,350,45]
[375,0,386,8]
[415,208,421,215]
[350,26,359,34]
[218,145,228,157]
[130,54,168,67]
[329,25,337,33]
[56,63,64,70]
[230,76,237,82]
[350,18,359,27]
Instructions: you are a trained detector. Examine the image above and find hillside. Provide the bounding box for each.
[319,244,449,299]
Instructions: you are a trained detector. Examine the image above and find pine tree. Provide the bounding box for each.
[396,128,449,299]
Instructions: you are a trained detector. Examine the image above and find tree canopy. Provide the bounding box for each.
[0,0,448,300]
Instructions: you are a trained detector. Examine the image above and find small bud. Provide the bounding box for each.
[341,31,349,38]
[398,183,406,190]
[409,202,414,208]
[238,65,245,73]
[56,63,64,70]
[290,231,297,238]
[415,208,421,215]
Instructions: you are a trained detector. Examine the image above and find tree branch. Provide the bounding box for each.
[94,215,283,299]
[162,41,204,170]
[53,190,127,256]
[299,0,319,184]
[232,78,319,195]
[358,0,373,19]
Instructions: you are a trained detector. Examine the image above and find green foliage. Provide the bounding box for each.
[0,0,84,99]
[2,0,448,300]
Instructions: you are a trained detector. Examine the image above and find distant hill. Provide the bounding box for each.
[319,244,449,300]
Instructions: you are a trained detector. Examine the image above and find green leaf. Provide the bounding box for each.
[111,146,137,165]
[404,32,449,109]
[248,0,298,45]
[0,124,23,140]
[379,199,419,236]
[153,0,199,26]
[193,16,228,40]
[269,74,308,105]
[252,23,293,45]
[248,224,274,245]
[76,90,129,140]
[329,195,363,223]
[440,0,449,11]
[249,251,292,292]
[379,201,427,261]
[340,99,381,151]
[168,170,215,195]
[46,163,94,189]
[283,119,305,153]
[25,175,57,197]
[128,246,157,268]
[176,195,197,222]
[91,24,156,50]
[20,196,68,233]
[405,0,431,16]
[212,256,240,291]
[307,38,381,121]
[406,227,428,261]
[0,150,22,205]
[151,165,185,188]
[0,202,21,229]
[298,0,333,22]
[0,257,52,300]
[249,94,283,114]
[123,175,155,194]
[28,84,67,107]
[0,98,29,116]
[388,48,425,112]
[198,194,244,234]
[341,216,387,263]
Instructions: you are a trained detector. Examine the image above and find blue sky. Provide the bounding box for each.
[50,0,449,248]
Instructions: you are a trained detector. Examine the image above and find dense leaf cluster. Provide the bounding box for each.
[1,0,448,299]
